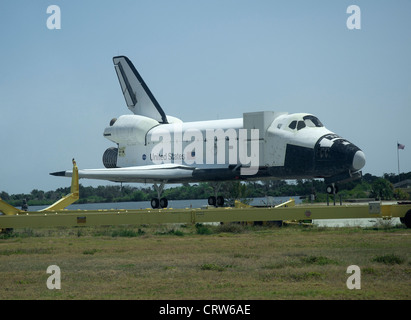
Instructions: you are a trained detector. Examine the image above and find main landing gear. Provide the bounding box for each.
[151,181,168,209]
[208,195,225,207]
[150,181,226,209]
[207,182,225,207]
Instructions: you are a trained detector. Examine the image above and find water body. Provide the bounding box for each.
[27,196,401,228]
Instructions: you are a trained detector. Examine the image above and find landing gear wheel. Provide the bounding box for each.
[151,198,159,209]
[208,196,216,206]
[326,185,339,194]
[216,196,224,207]
[160,197,168,208]
[400,210,411,228]
[152,180,168,209]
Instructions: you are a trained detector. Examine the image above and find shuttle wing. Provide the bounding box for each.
[50,163,195,183]
[113,56,168,124]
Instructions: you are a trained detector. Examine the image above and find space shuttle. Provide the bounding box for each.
[51,56,366,208]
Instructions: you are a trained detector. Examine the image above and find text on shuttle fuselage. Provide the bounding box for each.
[149,125,259,175]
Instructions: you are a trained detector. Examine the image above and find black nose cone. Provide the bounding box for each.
[315,134,365,175]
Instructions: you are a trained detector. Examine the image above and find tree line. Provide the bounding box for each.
[1,172,410,207]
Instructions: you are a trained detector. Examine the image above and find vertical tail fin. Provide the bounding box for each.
[113,56,168,124]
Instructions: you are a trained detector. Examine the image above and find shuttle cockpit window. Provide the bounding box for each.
[303,115,323,128]
[288,121,297,130]
[297,121,306,130]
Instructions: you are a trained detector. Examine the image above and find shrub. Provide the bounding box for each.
[301,255,338,265]
[215,223,245,234]
[169,229,184,236]
[195,223,213,235]
[83,249,98,255]
[111,228,145,237]
[200,263,229,272]
[155,228,184,236]
[372,254,405,265]
[289,271,323,281]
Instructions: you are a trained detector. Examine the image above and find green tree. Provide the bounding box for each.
[0,191,10,201]
[31,189,44,201]
[220,181,252,206]
[370,178,394,200]
[131,189,147,201]
[393,189,410,200]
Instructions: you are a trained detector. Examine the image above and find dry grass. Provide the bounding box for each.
[0,224,410,299]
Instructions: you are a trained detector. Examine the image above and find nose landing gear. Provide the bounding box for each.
[326,183,339,195]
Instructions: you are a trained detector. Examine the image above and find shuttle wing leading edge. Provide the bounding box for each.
[51,163,196,183]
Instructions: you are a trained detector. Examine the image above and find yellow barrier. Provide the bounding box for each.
[1,160,411,229]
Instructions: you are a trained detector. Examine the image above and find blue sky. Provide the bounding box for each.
[0,0,410,194]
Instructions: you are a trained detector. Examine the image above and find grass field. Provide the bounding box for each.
[0,222,410,300]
